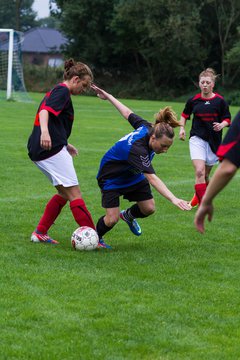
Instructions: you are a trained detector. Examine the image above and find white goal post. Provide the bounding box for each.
[0,28,30,101]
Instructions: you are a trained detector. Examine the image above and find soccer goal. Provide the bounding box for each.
[0,29,31,101]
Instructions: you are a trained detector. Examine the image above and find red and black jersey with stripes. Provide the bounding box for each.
[217,111,240,168]
[27,83,74,161]
[181,93,231,154]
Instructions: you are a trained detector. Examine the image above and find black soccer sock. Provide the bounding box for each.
[96,216,114,238]
[125,204,148,220]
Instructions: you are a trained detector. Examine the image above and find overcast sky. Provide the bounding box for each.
[32,0,51,19]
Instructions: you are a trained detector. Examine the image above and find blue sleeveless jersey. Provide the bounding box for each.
[97,113,155,190]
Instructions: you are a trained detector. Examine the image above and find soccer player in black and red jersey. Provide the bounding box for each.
[28,59,108,247]
[179,68,231,207]
[194,111,240,233]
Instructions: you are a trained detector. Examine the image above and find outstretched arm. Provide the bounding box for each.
[144,173,191,211]
[194,159,237,233]
[91,84,133,120]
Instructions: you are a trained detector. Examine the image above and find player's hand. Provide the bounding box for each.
[173,198,192,210]
[194,203,213,233]
[67,144,78,157]
[179,127,186,141]
[213,122,224,132]
[91,84,108,100]
[40,131,52,150]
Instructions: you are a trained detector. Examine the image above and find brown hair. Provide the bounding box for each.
[199,67,218,82]
[149,106,180,139]
[63,58,93,81]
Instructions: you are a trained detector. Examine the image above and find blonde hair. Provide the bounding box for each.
[63,58,93,81]
[199,67,218,82]
[150,106,180,139]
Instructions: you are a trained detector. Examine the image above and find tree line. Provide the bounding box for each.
[1,0,240,100]
[50,0,240,100]
[0,0,58,35]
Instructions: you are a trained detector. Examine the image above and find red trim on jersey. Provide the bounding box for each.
[34,100,48,125]
[222,118,231,125]
[193,93,202,100]
[217,141,237,161]
[42,105,61,116]
[33,84,69,125]
[193,93,223,101]
[196,113,217,122]
[197,113,218,117]
[34,91,51,125]
[181,112,189,119]
[34,113,40,126]
[214,93,224,99]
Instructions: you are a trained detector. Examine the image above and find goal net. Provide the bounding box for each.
[0,29,31,101]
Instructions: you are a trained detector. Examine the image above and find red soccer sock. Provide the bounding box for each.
[190,193,199,207]
[70,198,95,230]
[37,194,67,234]
[194,183,207,204]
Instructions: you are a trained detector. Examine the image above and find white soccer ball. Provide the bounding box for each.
[71,226,99,251]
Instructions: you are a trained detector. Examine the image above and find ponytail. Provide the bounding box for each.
[150,106,180,139]
[63,58,93,81]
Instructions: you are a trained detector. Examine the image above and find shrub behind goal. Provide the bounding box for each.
[0,29,30,102]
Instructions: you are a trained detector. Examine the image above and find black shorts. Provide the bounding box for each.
[101,179,153,208]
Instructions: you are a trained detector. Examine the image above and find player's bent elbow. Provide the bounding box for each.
[225,167,237,177]
[125,109,133,119]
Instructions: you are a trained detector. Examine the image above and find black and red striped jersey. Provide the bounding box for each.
[217,111,240,168]
[27,83,74,161]
[181,93,231,153]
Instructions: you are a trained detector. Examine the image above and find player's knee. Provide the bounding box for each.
[105,214,119,227]
[195,168,205,179]
[143,204,155,217]
[147,206,155,216]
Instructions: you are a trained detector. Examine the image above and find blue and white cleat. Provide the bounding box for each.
[120,210,142,236]
[97,238,112,249]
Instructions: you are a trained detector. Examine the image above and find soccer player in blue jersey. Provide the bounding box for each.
[195,111,240,233]
[179,68,231,207]
[91,84,191,248]
[28,59,108,247]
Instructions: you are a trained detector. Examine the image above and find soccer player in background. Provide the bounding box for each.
[179,68,231,207]
[194,111,240,233]
[27,59,108,248]
[91,84,191,248]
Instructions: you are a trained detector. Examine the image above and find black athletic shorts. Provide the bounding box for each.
[101,179,153,208]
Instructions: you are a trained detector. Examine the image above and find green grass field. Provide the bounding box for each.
[1,93,240,360]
